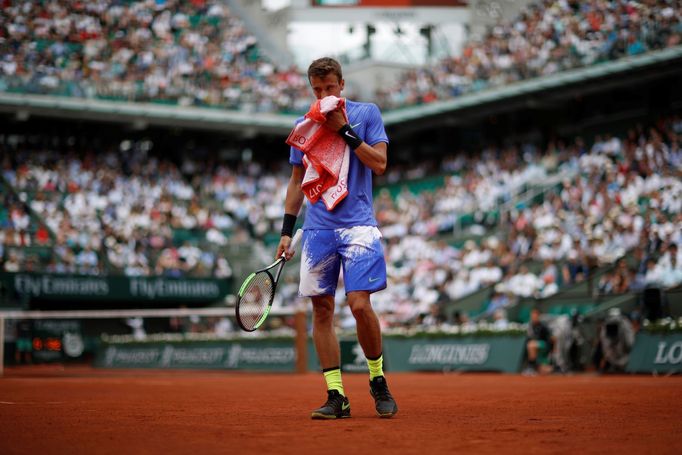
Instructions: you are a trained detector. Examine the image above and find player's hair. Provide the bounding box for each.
[307,57,343,83]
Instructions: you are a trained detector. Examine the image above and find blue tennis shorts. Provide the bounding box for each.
[299,226,387,297]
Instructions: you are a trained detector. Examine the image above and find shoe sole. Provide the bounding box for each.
[311,412,351,420]
[376,408,398,418]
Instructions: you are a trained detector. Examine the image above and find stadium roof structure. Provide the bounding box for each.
[0,93,299,137]
[1,45,681,137]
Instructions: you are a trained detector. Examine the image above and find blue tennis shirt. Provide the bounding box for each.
[290,100,389,230]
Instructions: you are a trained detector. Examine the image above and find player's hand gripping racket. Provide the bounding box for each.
[236,229,302,332]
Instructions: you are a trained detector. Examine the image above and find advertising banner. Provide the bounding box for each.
[384,335,526,373]
[308,335,526,373]
[626,332,682,374]
[1,272,232,303]
[95,339,296,371]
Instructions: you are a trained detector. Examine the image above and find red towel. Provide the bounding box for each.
[286,96,350,210]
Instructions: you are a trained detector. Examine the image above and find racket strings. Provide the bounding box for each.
[238,271,275,330]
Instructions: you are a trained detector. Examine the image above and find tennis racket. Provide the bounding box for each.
[236,229,303,332]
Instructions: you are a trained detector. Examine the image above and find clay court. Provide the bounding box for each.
[1,367,680,454]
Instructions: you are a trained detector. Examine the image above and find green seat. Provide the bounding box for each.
[578,304,595,315]
[517,305,532,323]
[548,304,565,315]
[173,229,200,245]
[563,305,579,316]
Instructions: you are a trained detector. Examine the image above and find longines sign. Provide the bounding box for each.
[408,343,491,365]
[383,336,525,373]
[627,333,682,373]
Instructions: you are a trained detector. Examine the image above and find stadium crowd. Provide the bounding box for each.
[2,145,234,278]
[2,116,681,309]
[366,116,682,329]
[1,116,680,377]
[1,0,681,112]
[0,0,310,112]
[376,0,682,109]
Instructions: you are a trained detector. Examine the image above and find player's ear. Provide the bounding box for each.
[339,78,345,92]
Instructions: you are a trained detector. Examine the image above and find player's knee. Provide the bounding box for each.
[349,300,373,320]
[312,297,335,323]
[313,307,334,324]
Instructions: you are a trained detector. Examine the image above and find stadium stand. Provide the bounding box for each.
[1,113,679,336]
[375,0,682,109]
[374,116,682,327]
[0,0,310,113]
[2,144,237,279]
[1,1,680,113]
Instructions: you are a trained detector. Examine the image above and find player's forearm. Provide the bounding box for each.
[278,178,304,258]
[284,176,305,218]
[338,123,387,175]
[353,142,387,175]
[284,192,304,219]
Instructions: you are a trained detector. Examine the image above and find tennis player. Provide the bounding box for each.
[276,57,398,419]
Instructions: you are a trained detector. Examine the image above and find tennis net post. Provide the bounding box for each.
[0,315,4,377]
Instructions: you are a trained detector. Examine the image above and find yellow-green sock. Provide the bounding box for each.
[366,354,384,380]
[323,367,345,396]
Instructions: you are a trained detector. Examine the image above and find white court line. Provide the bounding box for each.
[0,401,65,405]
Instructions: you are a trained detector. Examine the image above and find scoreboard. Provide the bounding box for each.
[30,320,84,362]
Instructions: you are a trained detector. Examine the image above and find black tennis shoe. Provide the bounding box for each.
[369,376,398,418]
[311,390,351,419]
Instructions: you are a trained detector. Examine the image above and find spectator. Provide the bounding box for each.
[3,249,21,272]
[213,255,233,279]
[212,317,235,337]
[492,309,509,330]
[654,243,682,289]
[76,245,100,275]
[658,253,682,289]
[523,307,555,375]
[484,290,512,317]
[421,303,447,328]
[561,248,589,285]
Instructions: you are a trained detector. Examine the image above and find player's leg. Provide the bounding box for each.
[347,291,381,359]
[339,226,398,418]
[347,291,397,417]
[299,229,349,419]
[310,295,349,419]
[311,295,341,369]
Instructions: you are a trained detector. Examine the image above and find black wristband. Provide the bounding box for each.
[281,213,297,237]
[338,124,363,150]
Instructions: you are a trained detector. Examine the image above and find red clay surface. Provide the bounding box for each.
[1,366,681,455]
